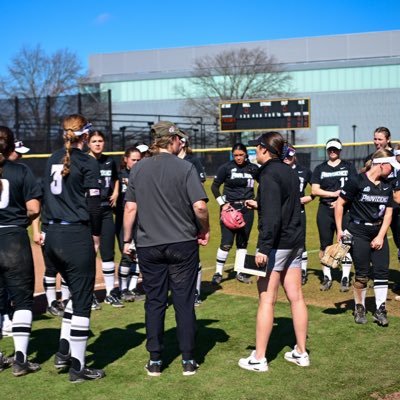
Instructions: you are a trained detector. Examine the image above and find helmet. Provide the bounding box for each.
[220,205,246,230]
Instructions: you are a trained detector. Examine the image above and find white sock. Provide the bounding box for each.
[323,266,332,280]
[102,261,115,295]
[341,254,352,279]
[70,315,90,371]
[374,280,388,309]
[3,313,11,324]
[216,248,229,275]
[119,265,130,291]
[128,273,139,291]
[12,310,32,362]
[43,275,57,305]
[360,288,367,307]
[61,278,70,301]
[301,251,308,273]
[196,263,202,295]
[60,300,73,344]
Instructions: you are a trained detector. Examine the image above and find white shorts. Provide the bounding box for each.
[267,247,302,272]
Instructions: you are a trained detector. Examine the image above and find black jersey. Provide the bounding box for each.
[184,154,206,182]
[0,160,41,227]
[211,160,259,202]
[116,168,130,210]
[43,148,100,223]
[97,154,118,206]
[293,164,312,211]
[340,173,393,223]
[311,160,357,205]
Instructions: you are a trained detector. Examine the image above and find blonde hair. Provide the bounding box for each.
[361,148,393,173]
[149,134,176,155]
[62,114,88,177]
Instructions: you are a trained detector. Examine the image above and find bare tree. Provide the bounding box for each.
[0,44,84,139]
[176,47,292,122]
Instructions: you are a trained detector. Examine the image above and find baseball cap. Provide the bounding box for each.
[14,140,30,154]
[325,139,342,150]
[151,121,188,140]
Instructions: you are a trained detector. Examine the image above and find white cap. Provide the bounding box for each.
[326,140,342,150]
[372,156,400,170]
[136,144,149,153]
[14,140,30,154]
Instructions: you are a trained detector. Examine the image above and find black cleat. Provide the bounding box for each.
[69,367,105,383]
[182,360,199,376]
[354,304,367,324]
[47,300,65,317]
[373,304,389,327]
[54,352,71,369]
[12,359,41,377]
[211,273,222,285]
[145,360,162,377]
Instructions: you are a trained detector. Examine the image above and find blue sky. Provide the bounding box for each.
[1,0,399,75]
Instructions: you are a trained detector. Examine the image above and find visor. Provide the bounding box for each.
[14,140,30,154]
[372,156,400,170]
[326,140,342,150]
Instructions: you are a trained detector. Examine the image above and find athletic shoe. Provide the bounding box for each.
[320,276,332,291]
[120,289,135,302]
[69,367,105,383]
[47,300,65,317]
[182,360,199,376]
[104,294,124,308]
[301,270,308,285]
[236,272,252,284]
[284,346,310,367]
[238,350,268,372]
[91,294,101,311]
[373,304,389,327]
[12,359,41,377]
[0,352,12,372]
[2,320,13,337]
[211,273,222,285]
[132,288,145,301]
[354,304,367,324]
[145,360,162,377]
[54,352,71,369]
[340,277,350,292]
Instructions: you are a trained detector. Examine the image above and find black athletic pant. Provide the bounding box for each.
[99,207,115,262]
[220,205,254,250]
[0,227,34,311]
[137,240,199,361]
[349,222,389,281]
[390,207,400,249]
[44,224,95,318]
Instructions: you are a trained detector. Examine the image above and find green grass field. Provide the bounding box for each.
[1,179,400,399]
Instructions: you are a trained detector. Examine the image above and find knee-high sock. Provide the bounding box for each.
[43,275,57,306]
[374,280,388,309]
[61,278,70,301]
[102,261,115,295]
[196,263,202,295]
[59,300,73,354]
[216,248,229,275]
[301,251,308,273]
[12,310,32,362]
[341,254,352,280]
[70,315,90,371]
[323,266,332,280]
[119,265,130,291]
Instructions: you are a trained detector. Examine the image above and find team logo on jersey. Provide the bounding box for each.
[100,170,112,177]
[321,171,349,179]
[360,194,389,203]
[363,186,371,193]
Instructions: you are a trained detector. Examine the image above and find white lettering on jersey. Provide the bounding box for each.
[88,189,100,197]
[359,194,389,203]
[320,170,349,179]
[231,172,254,180]
[50,164,64,195]
[100,170,112,177]
[0,179,10,208]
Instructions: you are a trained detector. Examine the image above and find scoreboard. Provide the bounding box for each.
[219,98,310,132]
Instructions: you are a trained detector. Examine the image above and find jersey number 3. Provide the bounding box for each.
[50,164,64,195]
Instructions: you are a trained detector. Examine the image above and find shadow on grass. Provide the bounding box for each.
[86,322,146,368]
[200,267,239,302]
[323,296,382,315]
[160,318,230,370]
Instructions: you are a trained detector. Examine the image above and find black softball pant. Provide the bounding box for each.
[137,240,199,361]
[348,222,389,281]
[44,224,95,318]
[0,227,34,311]
[220,206,254,250]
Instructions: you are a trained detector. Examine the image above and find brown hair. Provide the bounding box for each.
[0,126,15,195]
[361,148,393,173]
[374,126,392,149]
[62,114,88,177]
[149,134,176,155]
[260,131,285,159]
[120,147,141,169]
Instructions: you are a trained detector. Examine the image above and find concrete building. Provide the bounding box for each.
[87,30,400,145]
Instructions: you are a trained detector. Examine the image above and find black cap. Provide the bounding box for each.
[248,133,280,156]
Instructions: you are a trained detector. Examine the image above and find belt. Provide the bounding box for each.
[231,200,246,205]
[49,220,72,225]
[351,219,382,226]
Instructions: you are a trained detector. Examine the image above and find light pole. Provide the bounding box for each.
[352,125,357,164]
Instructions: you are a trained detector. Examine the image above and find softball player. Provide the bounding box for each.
[211,143,259,285]
[87,131,122,308]
[115,146,142,301]
[283,145,314,285]
[42,114,105,382]
[311,138,357,291]
[335,149,397,326]
[0,126,41,376]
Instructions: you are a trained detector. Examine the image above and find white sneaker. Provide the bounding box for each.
[2,320,12,337]
[284,345,310,367]
[238,350,268,372]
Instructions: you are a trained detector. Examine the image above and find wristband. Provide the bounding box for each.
[216,195,226,206]
[123,240,131,244]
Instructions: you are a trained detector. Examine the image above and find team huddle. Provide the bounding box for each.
[0,117,398,380]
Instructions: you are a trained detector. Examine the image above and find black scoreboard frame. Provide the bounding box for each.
[219,98,310,133]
